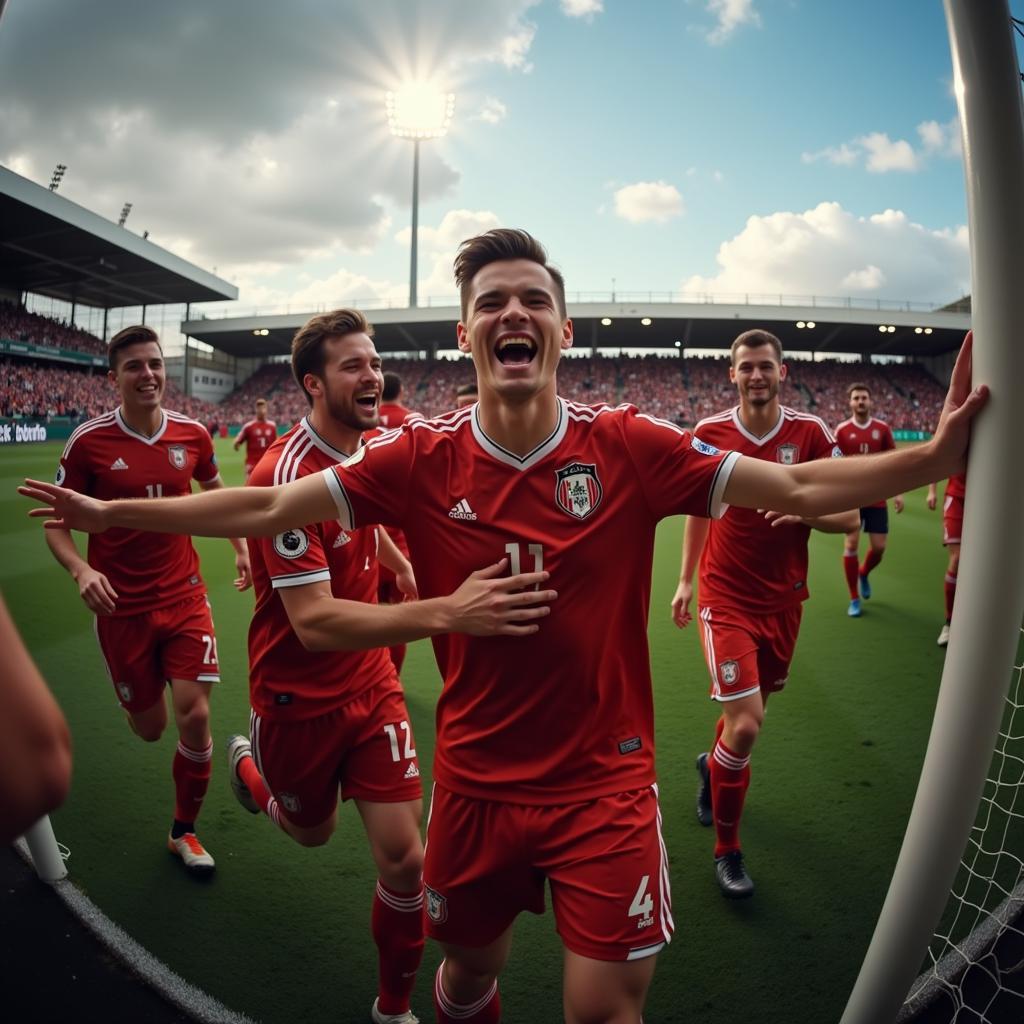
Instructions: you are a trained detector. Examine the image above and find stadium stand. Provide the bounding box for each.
[0,300,106,356]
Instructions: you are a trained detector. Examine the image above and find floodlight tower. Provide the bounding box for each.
[386,84,455,308]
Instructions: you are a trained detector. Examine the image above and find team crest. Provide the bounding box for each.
[871,430,880,440]
[168,444,188,470]
[274,528,310,559]
[719,660,740,685]
[425,886,448,923]
[555,462,603,520]
[116,681,133,703]
[776,443,799,465]
[278,792,301,814]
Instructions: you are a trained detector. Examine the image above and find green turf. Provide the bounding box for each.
[2,438,1014,1023]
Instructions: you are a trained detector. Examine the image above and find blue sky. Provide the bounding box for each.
[0,0,1009,321]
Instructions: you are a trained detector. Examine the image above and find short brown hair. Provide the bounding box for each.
[108,325,161,370]
[848,382,870,397]
[291,309,373,405]
[456,381,478,399]
[454,228,566,319]
[255,398,267,407]
[730,329,783,365]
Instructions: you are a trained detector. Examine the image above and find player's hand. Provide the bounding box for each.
[73,565,118,615]
[926,489,937,511]
[18,479,110,533]
[234,549,253,592]
[395,562,418,602]
[931,331,989,476]
[671,580,694,628]
[759,509,803,528]
[894,495,905,514]
[445,558,556,636]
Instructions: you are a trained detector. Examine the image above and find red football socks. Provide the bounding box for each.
[372,880,424,1015]
[172,739,212,822]
[434,964,500,1024]
[843,551,860,598]
[710,740,751,858]
[860,548,883,578]
[945,573,957,621]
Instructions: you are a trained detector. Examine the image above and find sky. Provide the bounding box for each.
[0,0,1004,338]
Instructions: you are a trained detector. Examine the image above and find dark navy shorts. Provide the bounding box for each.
[859,506,889,535]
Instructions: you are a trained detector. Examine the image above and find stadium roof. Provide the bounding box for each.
[0,166,238,308]
[182,300,971,360]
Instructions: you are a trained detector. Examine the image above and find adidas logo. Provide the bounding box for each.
[333,530,351,548]
[110,457,129,470]
[403,762,420,779]
[448,498,477,521]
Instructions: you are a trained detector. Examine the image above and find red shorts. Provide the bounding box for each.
[94,593,219,712]
[943,494,963,546]
[422,783,673,962]
[697,603,803,700]
[250,678,422,828]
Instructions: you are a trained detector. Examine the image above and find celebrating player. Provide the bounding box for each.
[378,372,417,428]
[671,331,858,898]
[233,398,277,478]
[454,381,478,409]
[41,325,251,874]
[927,472,966,646]
[834,383,904,617]
[21,233,986,1024]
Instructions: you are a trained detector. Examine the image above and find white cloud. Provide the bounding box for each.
[859,132,919,173]
[917,116,961,158]
[0,0,542,270]
[561,0,603,18]
[613,181,684,224]
[706,0,761,45]
[840,265,886,291]
[682,201,969,304]
[803,119,961,174]
[801,143,859,166]
[473,97,508,124]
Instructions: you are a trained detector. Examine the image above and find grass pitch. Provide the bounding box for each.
[2,439,970,1023]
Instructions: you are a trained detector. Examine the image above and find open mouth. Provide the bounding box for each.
[495,335,537,366]
[355,391,378,411]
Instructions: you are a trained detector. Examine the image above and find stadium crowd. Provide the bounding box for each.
[0,301,106,357]
[2,310,947,433]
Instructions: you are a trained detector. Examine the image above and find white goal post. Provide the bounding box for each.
[841,2,1024,1022]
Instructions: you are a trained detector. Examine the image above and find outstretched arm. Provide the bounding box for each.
[198,476,252,590]
[21,468,336,539]
[724,333,986,516]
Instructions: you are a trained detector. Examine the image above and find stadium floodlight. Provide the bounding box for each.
[600,317,612,326]
[118,202,133,227]
[386,83,455,309]
[48,163,67,191]
[924,327,933,334]
[641,317,652,326]
[806,321,816,329]
[887,325,896,333]
[251,328,269,337]
[915,327,923,334]
[796,321,806,328]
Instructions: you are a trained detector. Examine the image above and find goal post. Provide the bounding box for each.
[841,2,1024,1022]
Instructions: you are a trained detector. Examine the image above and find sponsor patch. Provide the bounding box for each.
[116,681,133,703]
[275,693,293,706]
[274,528,310,560]
[168,444,188,470]
[776,443,799,465]
[425,886,448,923]
[55,464,66,486]
[618,736,643,755]
[831,445,843,458]
[555,462,603,520]
[719,660,740,685]
[692,437,720,456]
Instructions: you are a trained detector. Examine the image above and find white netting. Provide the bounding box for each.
[899,621,1024,1022]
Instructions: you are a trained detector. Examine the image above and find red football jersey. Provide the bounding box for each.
[246,417,394,721]
[946,472,967,499]
[834,416,896,510]
[377,402,415,429]
[56,408,219,616]
[237,419,277,466]
[322,400,739,804]
[695,406,842,614]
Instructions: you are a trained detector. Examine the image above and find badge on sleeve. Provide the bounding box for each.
[274,528,310,559]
